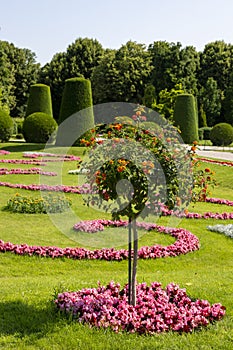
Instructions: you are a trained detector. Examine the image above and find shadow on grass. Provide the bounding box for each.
[0,299,59,337]
[0,143,48,153]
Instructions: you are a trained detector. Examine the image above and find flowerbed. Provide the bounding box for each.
[23,152,81,161]
[207,224,233,239]
[0,181,92,194]
[0,167,57,176]
[0,159,47,166]
[199,157,233,167]
[5,193,72,214]
[0,221,200,260]
[54,281,225,334]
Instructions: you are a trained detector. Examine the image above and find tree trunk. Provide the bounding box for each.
[131,219,138,306]
[128,217,132,305]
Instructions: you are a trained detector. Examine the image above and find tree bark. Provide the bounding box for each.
[128,217,132,305]
[131,219,138,306]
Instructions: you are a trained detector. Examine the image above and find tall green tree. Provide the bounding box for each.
[0,43,16,111]
[91,41,153,104]
[0,41,39,117]
[177,46,199,95]
[39,38,104,119]
[198,77,222,126]
[222,72,233,124]
[152,83,185,120]
[198,41,233,91]
[148,41,182,95]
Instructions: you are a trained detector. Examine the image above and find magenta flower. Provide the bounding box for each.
[54,281,226,334]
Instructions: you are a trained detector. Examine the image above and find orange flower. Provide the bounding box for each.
[176,197,181,206]
[118,159,128,166]
[117,165,126,172]
[193,140,198,145]
[205,168,211,173]
[113,124,122,130]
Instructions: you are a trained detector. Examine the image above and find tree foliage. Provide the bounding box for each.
[91,41,153,104]
[173,94,199,143]
[198,77,222,126]
[39,38,104,119]
[0,41,39,117]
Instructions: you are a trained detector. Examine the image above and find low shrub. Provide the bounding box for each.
[23,112,57,143]
[15,133,24,140]
[5,193,72,214]
[0,109,13,142]
[210,123,233,146]
[198,128,204,140]
[199,126,212,140]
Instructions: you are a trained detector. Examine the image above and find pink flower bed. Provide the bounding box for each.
[0,159,47,166]
[0,167,57,176]
[23,152,81,161]
[0,181,91,194]
[0,220,200,261]
[54,281,225,334]
[0,150,10,155]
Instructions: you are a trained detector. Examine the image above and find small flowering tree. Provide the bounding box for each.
[81,105,215,306]
[81,105,191,305]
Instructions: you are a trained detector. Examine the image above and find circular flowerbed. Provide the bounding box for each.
[54,281,225,334]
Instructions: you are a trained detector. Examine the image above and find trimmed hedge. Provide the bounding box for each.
[210,123,233,146]
[173,94,199,144]
[25,84,53,118]
[56,77,94,146]
[23,113,57,143]
[58,77,93,123]
[0,109,13,142]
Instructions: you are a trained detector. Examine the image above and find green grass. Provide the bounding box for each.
[0,142,233,349]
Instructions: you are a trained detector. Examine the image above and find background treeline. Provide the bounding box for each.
[1,37,233,126]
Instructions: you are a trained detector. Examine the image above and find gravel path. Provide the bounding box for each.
[197,150,233,161]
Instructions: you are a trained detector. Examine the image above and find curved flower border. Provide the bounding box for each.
[199,157,233,167]
[0,177,231,219]
[0,221,199,261]
[0,167,57,176]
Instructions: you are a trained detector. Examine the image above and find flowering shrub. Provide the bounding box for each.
[5,193,71,214]
[54,281,225,334]
[189,142,217,202]
[0,167,57,176]
[83,106,193,217]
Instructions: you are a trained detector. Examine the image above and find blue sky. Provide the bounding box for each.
[1,0,233,65]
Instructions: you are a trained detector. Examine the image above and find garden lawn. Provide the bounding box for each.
[0,143,232,349]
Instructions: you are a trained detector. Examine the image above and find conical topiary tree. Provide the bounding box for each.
[56,77,94,146]
[173,94,199,143]
[25,84,53,118]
